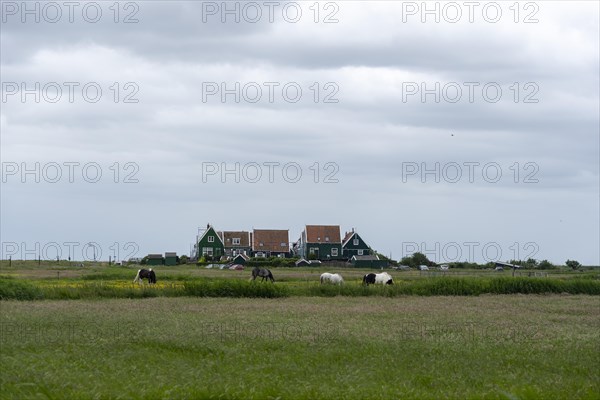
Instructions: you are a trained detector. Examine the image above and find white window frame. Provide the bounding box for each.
[331,248,338,256]
[353,238,359,246]
[208,236,214,243]
[232,238,240,245]
[358,249,364,255]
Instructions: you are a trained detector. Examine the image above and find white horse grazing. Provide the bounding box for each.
[320,272,344,285]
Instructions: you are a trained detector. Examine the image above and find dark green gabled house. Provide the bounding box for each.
[197,224,224,260]
[342,229,373,259]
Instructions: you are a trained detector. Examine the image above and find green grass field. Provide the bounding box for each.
[1,264,599,399]
[1,296,599,399]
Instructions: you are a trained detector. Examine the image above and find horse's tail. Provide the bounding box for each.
[320,275,324,284]
[269,270,274,282]
[133,269,141,283]
[362,274,367,285]
[150,270,157,284]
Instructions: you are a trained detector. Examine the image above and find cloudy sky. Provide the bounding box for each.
[1,0,598,265]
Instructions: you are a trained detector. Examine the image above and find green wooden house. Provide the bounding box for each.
[297,225,343,261]
[342,229,372,259]
[197,224,224,260]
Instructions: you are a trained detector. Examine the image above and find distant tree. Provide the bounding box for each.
[525,258,538,268]
[400,252,432,268]
[412,252,431,266]
[565,260,581,270]
[537,259,554,270]
[140,256,148,265]
[179,255,189,265]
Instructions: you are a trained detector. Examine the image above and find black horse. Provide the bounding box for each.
[251,267,274,283]
[133,268,156,284]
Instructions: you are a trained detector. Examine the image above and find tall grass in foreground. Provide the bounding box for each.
[1,276,598,300]
[182,279,288,298]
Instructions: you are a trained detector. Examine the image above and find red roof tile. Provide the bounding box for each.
[305,225,341,243]
[252,229,289,253]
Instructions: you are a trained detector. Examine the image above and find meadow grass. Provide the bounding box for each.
[1,295,598,399]
[1,274,598,300]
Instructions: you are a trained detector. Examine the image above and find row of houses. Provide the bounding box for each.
[191,223,387,266]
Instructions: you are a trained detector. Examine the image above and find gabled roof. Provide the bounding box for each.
[342,230,370,248]
[165,252,177,257]
[495,261,521,269]
[148,254,163,259]
[218,231,252,247]
[342,231,354,244]
[198,224,224,246]
[233,253,249,261]
[252,229,289,252]
[305,225,341,243]
[351,254,379,261]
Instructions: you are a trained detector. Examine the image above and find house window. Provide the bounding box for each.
[353,238,359,246]
[309,248,316,255]
[259,242,264,247]
[280,242,286,247]
[358,249,364,255]
[202,247,213,256]
[232,238,240,245]
[331,248,338,256]
[208,236,214,243]
[325,236,329,242]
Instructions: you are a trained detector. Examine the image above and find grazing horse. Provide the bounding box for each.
[133,268,156,284]
[251,267,274,283]
[320,272,344,285]
[363,272,393,285]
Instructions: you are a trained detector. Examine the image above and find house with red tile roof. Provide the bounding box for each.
[296,225,343,261]
[251,229,290,258]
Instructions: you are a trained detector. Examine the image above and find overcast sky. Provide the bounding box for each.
[1,1,598,265]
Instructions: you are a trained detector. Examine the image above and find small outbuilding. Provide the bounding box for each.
[295,258,310,267]
[232,254,250,265]
[147,254,164,266]
[350,255,388,268]
[165,252,178,266]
